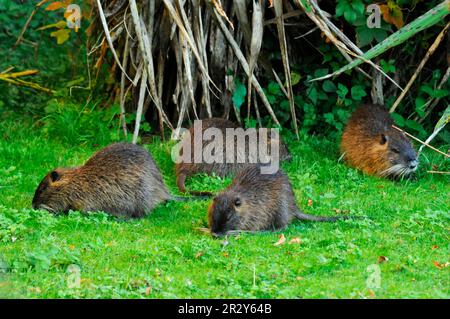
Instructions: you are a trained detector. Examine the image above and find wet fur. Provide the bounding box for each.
[32,143,172,218]
[208,165,343,235]
[341,104,418,178]
[176,118,291,194]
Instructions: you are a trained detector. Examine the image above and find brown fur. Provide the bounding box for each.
[208,165,344,235]
[176,118,291,194]
[341,104,418,178]
[32,143,172,218]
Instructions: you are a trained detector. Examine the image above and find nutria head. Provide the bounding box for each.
[341,104,419,179]
[207,166,295,236]
[208,192,244,236]
[378,128,418,177]
[32,168,76,213]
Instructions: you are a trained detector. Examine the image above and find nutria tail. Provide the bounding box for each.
[293,209,351,222]
[176,172,213,197]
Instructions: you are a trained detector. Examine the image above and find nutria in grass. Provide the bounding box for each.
[207,165,347,236]
[176,117,291,195]
[32,142,195,218]
[341,104,418,178]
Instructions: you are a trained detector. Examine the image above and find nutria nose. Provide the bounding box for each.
[409,159,419,169]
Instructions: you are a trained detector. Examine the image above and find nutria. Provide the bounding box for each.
[32,143,199,218]
[340,104,418,178]
[207,165,347,236]
[175,117,291,195]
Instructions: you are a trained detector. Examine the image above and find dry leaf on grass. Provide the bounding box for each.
[274,234,286,246]
[195,251,204,259]
[433,261,449,269]
[377,256,389,264]
[289,237,301,245]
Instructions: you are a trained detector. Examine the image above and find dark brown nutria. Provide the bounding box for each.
[176,117,291,195]
[207,165,347,236]
[32,143,186,218]
[341,104,418,178]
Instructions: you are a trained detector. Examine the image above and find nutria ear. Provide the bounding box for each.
[50,171,61,182]
[380,134,388,145]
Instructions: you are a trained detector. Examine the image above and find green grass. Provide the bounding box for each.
[0,110,449,299]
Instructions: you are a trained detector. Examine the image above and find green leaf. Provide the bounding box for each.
[314,68,329,78]
[337,83,348,98]
[415,97,426,118]
[232,80,246,110]
[391,113,405,126]
[336,0,351,17]
[405,119,424,132]
[351,0,365,15]
[344,9,357,24]
[322,80,337,93]
[307,86,318,105]
[290,71,301,86]
[267,82,281,95]
[351,85,367,100]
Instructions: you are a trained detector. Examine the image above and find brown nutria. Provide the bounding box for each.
[341,104,418,178]
[175,117,291,195]
[207,165,347,236]
[32,143,198,218]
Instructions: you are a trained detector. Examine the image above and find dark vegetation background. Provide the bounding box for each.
[0,0,448,147]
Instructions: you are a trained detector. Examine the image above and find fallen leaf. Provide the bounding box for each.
[431,245,439,250]
[307,199,313,207]
[289,237,301,245]
[222,252,229,258]
[368,289,376,298]
[377,256,389,264]
[68,244,75,250]
[195,251,204,259]
[145,286,152,295]
[274,234,286,246]
[433,261,449,269]
[28,287,41,293]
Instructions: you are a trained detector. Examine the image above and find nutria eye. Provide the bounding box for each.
[234,198,241,207]
[391,148,400,154]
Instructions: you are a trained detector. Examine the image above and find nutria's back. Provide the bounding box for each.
[32,143,171,218]
[175,118,291,193]
[341,104,418,178]
[208,165,343,235]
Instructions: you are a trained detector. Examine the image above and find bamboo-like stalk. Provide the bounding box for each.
[132,70,148,144]
[210,3,280,126]
[390,21,450,113]
[392,125,450,158]
[274,0,299,138]
[310,0,450,82]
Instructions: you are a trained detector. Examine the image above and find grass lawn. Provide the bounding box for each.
[0,111,448,299]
